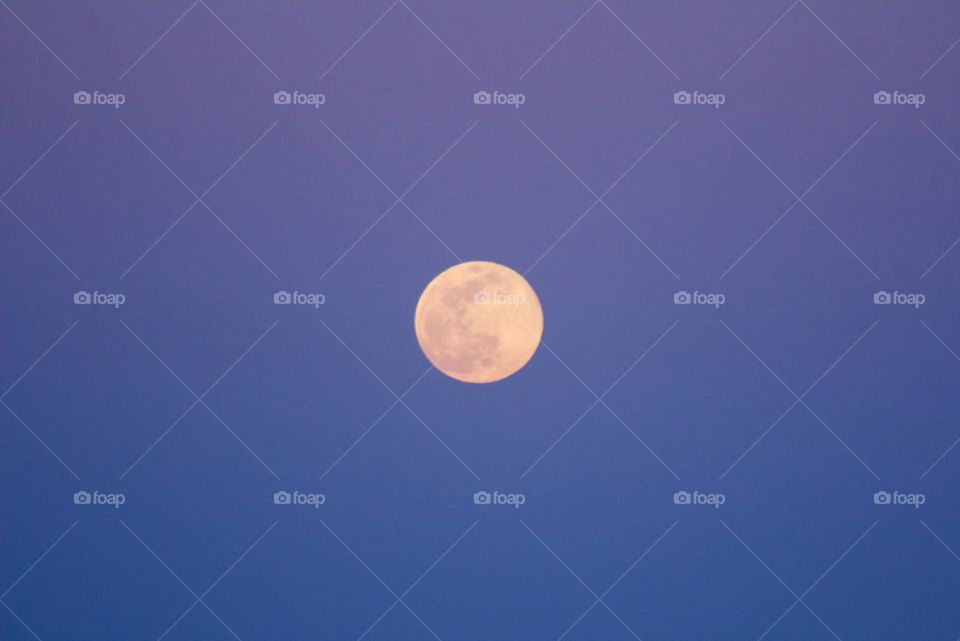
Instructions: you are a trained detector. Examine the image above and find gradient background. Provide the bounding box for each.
[3,2,960,640]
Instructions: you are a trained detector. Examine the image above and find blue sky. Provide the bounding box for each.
[2,2,960,640]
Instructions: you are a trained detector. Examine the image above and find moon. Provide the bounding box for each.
[414,261,544,384]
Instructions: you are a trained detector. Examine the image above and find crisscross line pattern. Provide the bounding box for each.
[520,0,679,81]
[122,519,278,641]
[319,320,479,480]
[119,321,280,480]
[720,321,880,480]
[917,321,960,479]
[523,520,679,641]
[521,120,681,279]
[0,521,78,641]
[522,322,679,479]
[719,0,879,81]
[1,321,81,479]
[119,120,280,280]
[317,119,477,280]
[723,519,878,641]
[719,120,880,280]
[120,0,280,80]
[0,121,81,279]
[322,520,477,641]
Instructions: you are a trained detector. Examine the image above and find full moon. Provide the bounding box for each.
[414,261,544,384]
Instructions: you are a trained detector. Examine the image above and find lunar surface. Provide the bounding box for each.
[414,261,544,383]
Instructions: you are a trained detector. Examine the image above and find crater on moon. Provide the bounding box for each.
[414,261,543,384]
